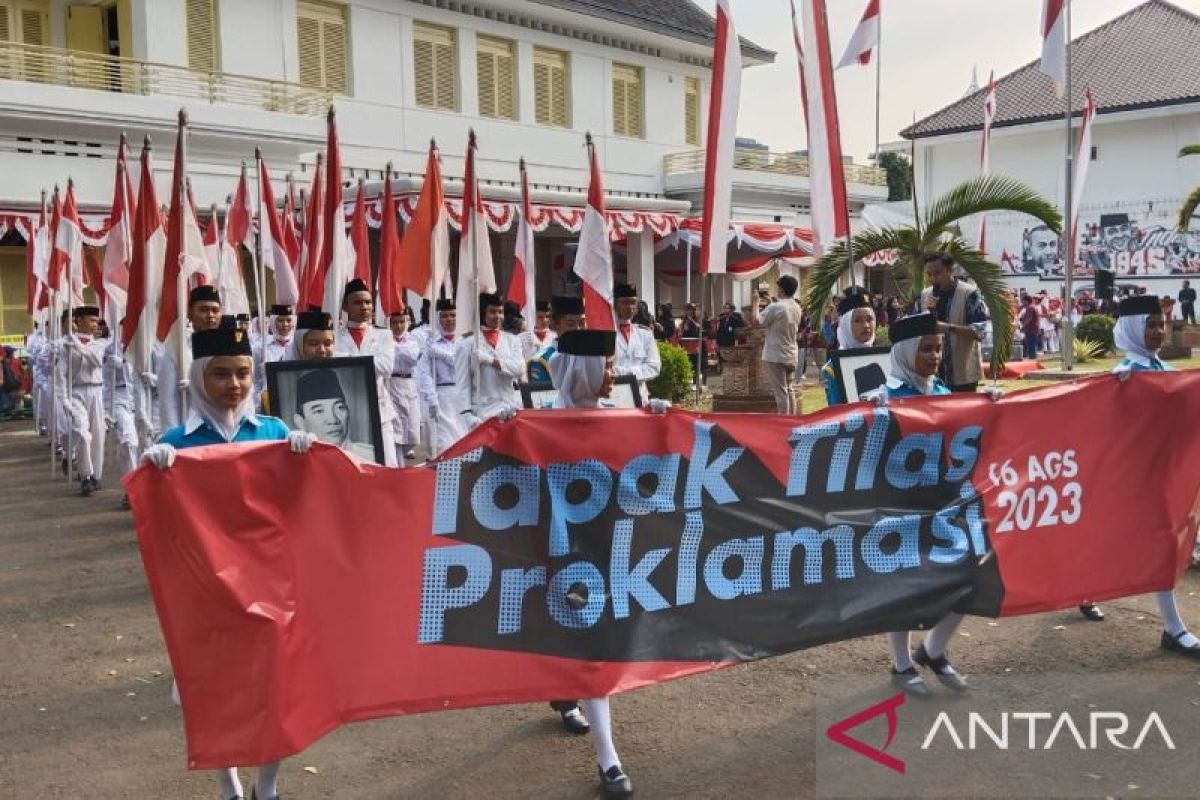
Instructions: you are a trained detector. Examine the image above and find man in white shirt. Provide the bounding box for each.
[152,284,222,432]
[519,300,556,362]
[612,283,660,402]
[105,330,152,509]
[750,275,803,414]
[63,306,109,496]
[456,292,525,429]
[387,309,422,463]
[335,278,399,467]
[417,299,466,456]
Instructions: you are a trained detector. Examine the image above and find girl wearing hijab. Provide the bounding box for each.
[140,327,316,800]
[1080,296,1200,657]
[416,298,467,455]
[253,305,295,408]
[282,310,336,362]
[821,288,878,405]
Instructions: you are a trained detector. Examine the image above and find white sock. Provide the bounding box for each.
[888,632,913,671]
[580,697,620,772]
[1157,590,1199,646]
[255,761,280,800]
[923,613,965,662]
[216,768,243,800]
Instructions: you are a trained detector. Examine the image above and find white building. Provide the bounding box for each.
[0,0,887,337]
[901,0,1200,301]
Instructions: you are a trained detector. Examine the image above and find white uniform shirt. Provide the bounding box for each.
[416,328,459,409]
[455,329,524,426]
[66,334,107,386]
[614,322,661,399]
[335,325,397,423]
[519,328,556,362]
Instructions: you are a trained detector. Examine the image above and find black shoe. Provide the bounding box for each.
[890,666,932,698]
[61,457,69,476]
[1079,603,1105,621]
[1161,630,1200,659]
[88,477,101,492]
[120,494,131,511]
[249,790,278,800]
[598,765,633,798]
[913,644,968,692]
[80,477,93,497]
[559,705,590,734]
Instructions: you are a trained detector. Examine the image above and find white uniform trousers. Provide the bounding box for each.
[111,395,139,479]
[67,383,105,481]
[431,384,468,456]
[388,375,421,452]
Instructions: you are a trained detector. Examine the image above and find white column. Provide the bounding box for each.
[458,28,479,118]
[516,40,535,123]
[626,229,656,309]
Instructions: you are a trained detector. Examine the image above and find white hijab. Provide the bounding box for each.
[188,356,256,442]
[888,337,936,395]
[283,328,314,362]
[837,307,876,350]
[268,314,294,347]
[549,352,605,408]
[1114,313,1156,367]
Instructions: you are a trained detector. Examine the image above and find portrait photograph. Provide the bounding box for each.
[520,375,643,410]
[830,346,892,403]
[265,357,385,465]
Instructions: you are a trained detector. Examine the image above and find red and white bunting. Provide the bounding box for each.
[455,131,497,336]
[574,138,615,331]
[1040,0,1067,97]
[1069,88,1096,246]
[699,0,741,276]
[507,160,537,322]
[836,0,880,69]
[258,157,299,307]
[978,70,997,254]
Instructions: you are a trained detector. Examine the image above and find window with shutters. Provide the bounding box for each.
[476,34,515,120]
[185,0,219,74]
[0,1,50,82]
[684,76,701,146]
[533,47,569,128]
[297,0,349,95]
[413,21,456,111]
[611,63,643,138]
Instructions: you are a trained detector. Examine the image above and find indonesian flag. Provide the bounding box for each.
[121,139,166,375]
[1001,249,1018,272]
[83,246,107,313]
[258,156,299,306]
[699,0,741,276]
[376,166,405,318]
[208,205,250,316]
[978,70,997,254]
[1041,0,1067,97]
[1069,88,1096,247]
[506,158,537,322]
[28,197,50,314]
[317,107,351,315]
[836,0,880,69]
[281,176,302,272]
[793,0,850,251]
[51,183,85,304]
[455,130,497,336]
[396,140,450,301]
[102,133,135,332]
[226,164,253,249]
[349,178,371,285]
[574,135,615,331]
[156,113,209,344]
[185,180,213,286]
[298,156,325,310]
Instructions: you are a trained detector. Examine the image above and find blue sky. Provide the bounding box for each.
[709,0,1200,162]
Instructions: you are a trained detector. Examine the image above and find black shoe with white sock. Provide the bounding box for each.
[913,644,968,692]
[1161,630,1200,659]
[598,765,633,798]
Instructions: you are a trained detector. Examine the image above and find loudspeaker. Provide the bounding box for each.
[1095,270,1115,300]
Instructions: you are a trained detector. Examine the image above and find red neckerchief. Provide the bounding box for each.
[483,329,500,349]
[349,328,366,347]
[619,323,631,342]
[534,330,548,343]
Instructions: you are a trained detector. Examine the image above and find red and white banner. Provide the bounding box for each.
[793,0,850,250]
[836,0,880,69]
[129,372,1200,768]
[1041,0,1067,97]
[506,159,537,322]
[699,0,741,276]
[575,137,615,331]
[120,140,166,376]
[1069,88,1096,245]
[978,70,997,254]
[455,131,497,336]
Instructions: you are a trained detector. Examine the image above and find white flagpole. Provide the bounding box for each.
[252,150,270,378]
[65,180,77,482]
[175,110,190,419]
[1062,1,1075,371]
[874,3,882,165]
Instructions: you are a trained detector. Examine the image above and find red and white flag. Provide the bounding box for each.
[156,113,209,346]
[699,0,741,276]
[1069,88,1096,247]
[978,70,997,254]
[298,155,325,310]
[27,196,50,315]
[349,178,372,286]
[281,175,302,272]
[836,0,880,69]
[455,130,497,336]
[376,165,405,318]
[258,156,299,306]
[396,140,450,301]
[83,247,107,314]
[1040,0,1067,97]
[506,158,537,321]
[212,204,250,316]
[51,183,85,304]
[317,107,351,315]
[793,0,850,252]
[226,164,253,250]
[574,134,615,331]
[102,133,135,331]
[121,138,167,375]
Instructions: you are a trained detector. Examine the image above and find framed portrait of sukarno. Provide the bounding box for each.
[266,357,385,465]
[830,346,892,403]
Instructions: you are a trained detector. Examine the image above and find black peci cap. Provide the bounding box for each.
[72,305,100,318]
[342,278,370,302]
[889,312,939,343]
[557,329,616,358]
[550,295,584,316]
[189,285,220,306]
[613,283,637,299]
[295,310,334,331]
[435,298,456,312]
[535,300,551,313]
[295,368,345,407]
[479,292,504,315]
[192,327,253,358]
[270,304,294,316]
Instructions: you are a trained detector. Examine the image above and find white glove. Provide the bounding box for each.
[177,379,190,392]
[864,387,890,407]
[141,372,158,390]
[141,443,176,470]
[106,354,124,367]
[104,415,115,431]
[648,399,671,415]
[465,412,483,430]
[984,386,1004,402]
[1113,364,1133,382]
[62,338,76,350]
[497,404,519,422]
[287,430,318,454]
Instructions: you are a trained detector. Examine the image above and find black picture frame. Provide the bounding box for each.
[830,346,892,402]
[265,356,386,465]
[519,374,643,409]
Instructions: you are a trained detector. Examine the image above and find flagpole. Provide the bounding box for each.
[469,130,482,411]
[175,109,190,419]
[874,2,882,165]
[1062,0,1075,371]
[252,151,270,377]
[685,240,692,307]
[65,180,77,482]
[43,188,56,478]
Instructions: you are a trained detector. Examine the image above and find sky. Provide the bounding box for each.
[704,0,1200,163]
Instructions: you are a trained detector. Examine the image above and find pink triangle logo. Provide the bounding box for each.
[825,691,907,774]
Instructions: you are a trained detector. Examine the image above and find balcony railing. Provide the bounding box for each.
[664,147,888,187]
[0,41,330,117]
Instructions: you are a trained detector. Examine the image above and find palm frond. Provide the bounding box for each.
[1178,183,1200,231]
[801,229,910,321]
[1179,144,1200,158]
[942,243,1014,375]
[923,175,1063,240]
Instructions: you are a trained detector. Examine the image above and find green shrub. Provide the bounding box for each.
[647,341,694,402]
[1076,313,1115,353]
[874,326,891,347]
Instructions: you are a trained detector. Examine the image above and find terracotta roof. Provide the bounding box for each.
[902,0,1200,139]
[528,0,774,62]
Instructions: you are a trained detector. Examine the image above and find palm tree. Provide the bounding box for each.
[802,174,1062,373]
[1177,145,1200,231]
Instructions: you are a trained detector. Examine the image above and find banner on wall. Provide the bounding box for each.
[127,372,1200,768]
[1010,213,1200,278]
